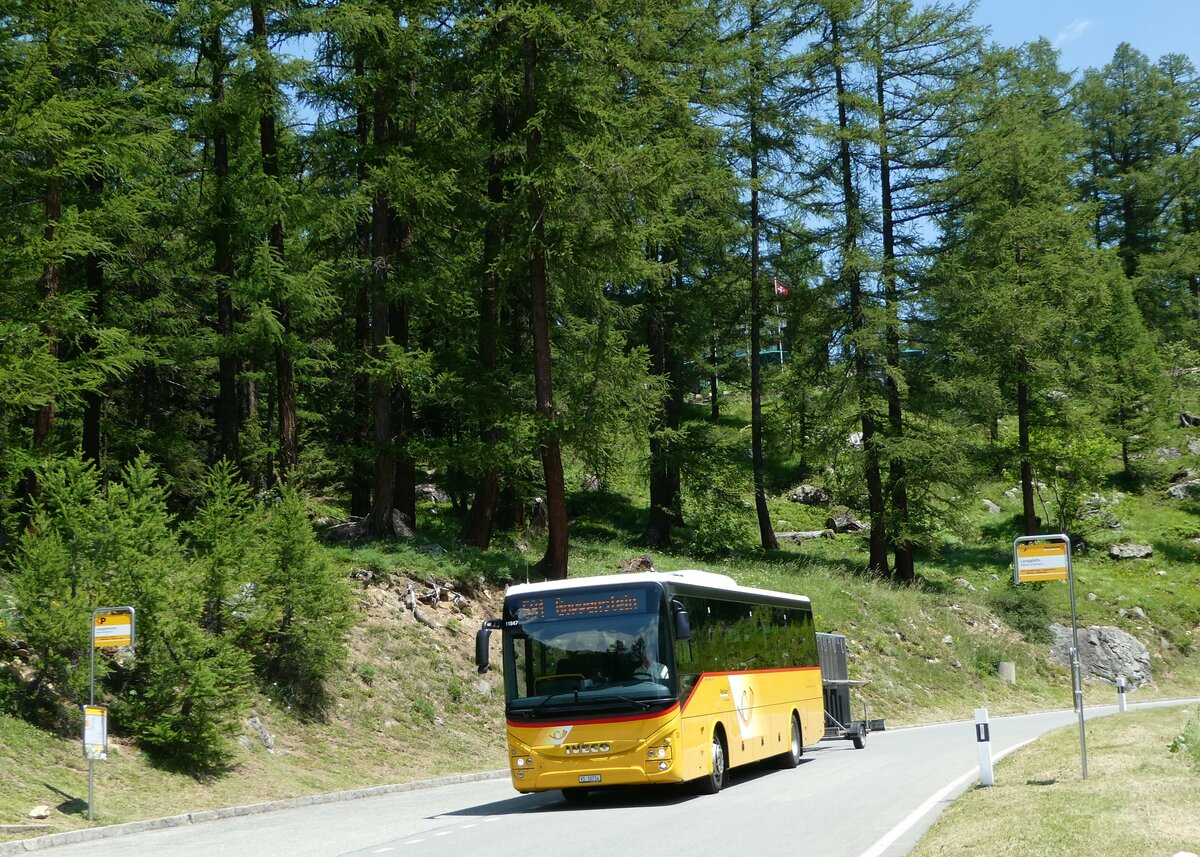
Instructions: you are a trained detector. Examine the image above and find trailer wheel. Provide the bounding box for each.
[852,731,865,750]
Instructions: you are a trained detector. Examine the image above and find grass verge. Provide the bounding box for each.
[910,706,1200,857]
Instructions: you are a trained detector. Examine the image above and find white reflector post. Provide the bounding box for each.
[1117,675,1127,713]
[975,707,994,787]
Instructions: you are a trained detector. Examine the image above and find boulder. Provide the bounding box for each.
[825,514,864,534]
[1108,543,1153,560]
[1050,623,1151,687]
[1190,438,1200,456]
[1181,412,1200,428]
[787,484,831,505]
[415,484,451,504]
[1157,446,1182,462]
[952,578,976,592]
[981,499,1002,514]
[1168,480,1200,500]
[28,806,50,820]
[618,555,656,574]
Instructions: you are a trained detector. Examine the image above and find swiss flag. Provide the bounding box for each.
[774,277,789,297]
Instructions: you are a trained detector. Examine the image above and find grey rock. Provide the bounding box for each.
[473,680,493,697]
[1108,543,1153,560]
[618,555,656,574]
[981,499,1002,514]
[391,511,415,537]
[1050,623,1151,686]
[28,806,50,820]
[1132,606,1147,620]
[415,484,451,504]
[1158,446,1183,462]
[246,714,275,750]
[952,578,976,592]
[418,543,446,557]
[942,635,953,644]
[1167,480,1200,500]
[1003,487,1019,500]
[1087,592,1097,601]
[788,484,831,505]
[1189,438,1200,456]
[580,473,604,492]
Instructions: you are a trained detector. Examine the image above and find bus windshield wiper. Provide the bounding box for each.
[527,690,579,714]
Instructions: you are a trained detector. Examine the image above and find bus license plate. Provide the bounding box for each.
[578,775,602,783]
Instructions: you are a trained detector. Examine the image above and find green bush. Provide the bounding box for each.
[1168,714,1200,767]
[988,583,1054,644]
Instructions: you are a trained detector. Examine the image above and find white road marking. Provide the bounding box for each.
[403,840,425,846]
[857,738,1036,857]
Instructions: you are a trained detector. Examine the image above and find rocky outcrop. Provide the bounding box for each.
[1050,623,1152,687]
[787,485,831,505]
[1168,480,1200,500]
[1108,543,1153,560]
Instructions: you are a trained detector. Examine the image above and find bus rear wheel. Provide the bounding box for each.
[777,713,803,769]
[696,731,726,794]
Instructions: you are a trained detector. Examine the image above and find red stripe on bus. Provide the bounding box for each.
[507,703,680,730]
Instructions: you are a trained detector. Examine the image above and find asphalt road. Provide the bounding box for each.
[20,699,1196,857]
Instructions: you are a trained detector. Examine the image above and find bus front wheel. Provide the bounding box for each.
[696,731,726,794]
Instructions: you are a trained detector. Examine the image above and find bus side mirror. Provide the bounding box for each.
[672,601,691,641]
[475,626,492,673]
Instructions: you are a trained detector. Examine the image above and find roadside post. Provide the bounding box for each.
[88,607,135,820]
[1117,675,1127,713]
[1013,534,1087,779]
[974,708,994,787]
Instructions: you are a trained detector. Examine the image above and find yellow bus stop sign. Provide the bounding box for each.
[1014,540,1069,583]
[92,609,133,648]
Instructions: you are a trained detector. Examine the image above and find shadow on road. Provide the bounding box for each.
[440,758,817,818]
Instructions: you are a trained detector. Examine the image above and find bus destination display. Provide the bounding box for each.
[516,589,645,622]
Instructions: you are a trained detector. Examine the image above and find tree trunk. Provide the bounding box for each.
[350,56,372,518]
[749,138,778,551]
[876,46,913,583]
[708,340,720,421]
[367,82,397,537]
[524,34,568,580]
[251,0,297,482]
[81,241,104,464]
[833,14,888,576]
[644,249,683,547]
[208,22,240,467]
[389,75,419,530]
[24,166,62,506]
[1017,351,1039,536]
[460,88,510,549]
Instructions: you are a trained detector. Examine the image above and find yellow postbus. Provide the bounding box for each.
[475,569,823,800]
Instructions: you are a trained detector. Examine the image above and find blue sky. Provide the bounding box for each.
[969,0,1200,74]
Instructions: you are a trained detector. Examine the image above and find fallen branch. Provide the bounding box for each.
[406,583,442,629]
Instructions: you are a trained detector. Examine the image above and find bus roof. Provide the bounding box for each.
[505,569,811,607]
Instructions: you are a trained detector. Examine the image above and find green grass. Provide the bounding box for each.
[911,706,1200,857]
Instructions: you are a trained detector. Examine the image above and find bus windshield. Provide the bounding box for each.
[502,585,675,716]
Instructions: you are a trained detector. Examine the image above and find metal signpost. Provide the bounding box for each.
[88,607,135,820]
[1013,535,1087,779]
